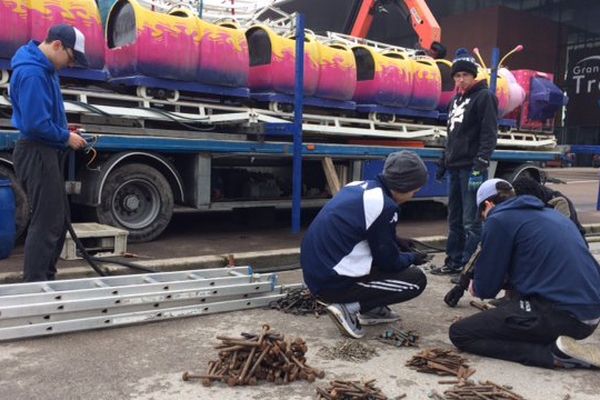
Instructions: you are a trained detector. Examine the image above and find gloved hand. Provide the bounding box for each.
[435,166,446,182]
[435,158,446,182]
[396,236,417,252]
[412,251,431,266]
[468,169,484,191]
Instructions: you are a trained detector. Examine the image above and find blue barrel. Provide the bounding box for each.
[0,179,16,260]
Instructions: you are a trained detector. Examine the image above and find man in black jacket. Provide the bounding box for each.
[432,48,498,275]
[512,175,586,240]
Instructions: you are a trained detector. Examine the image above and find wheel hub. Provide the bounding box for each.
[123,194,140,212]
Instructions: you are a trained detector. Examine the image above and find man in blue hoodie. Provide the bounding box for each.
[10,24,88,282]
[449,179,600,369]
[301,151,429,339]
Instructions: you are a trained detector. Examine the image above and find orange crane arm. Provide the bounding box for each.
[349,0,378,38]
[403,0,441,51]
[349,0,445,58]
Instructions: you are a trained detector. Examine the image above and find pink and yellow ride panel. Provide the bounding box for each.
[313,41,356,101]
[408,57,442,111]
[105,0,248,87]
[246,25,319,96]
[352,47,413,108]
[0,0,105,69]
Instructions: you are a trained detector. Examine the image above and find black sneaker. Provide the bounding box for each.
[553,336,600,369]
[430,265,462,275]
[358,306,401,326]
[325,303,365,339]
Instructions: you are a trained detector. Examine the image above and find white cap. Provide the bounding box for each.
[476,178,513,208]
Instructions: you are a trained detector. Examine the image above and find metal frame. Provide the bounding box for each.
[0,266,286,341]
[0,82,558,149]
[0,294,283,341]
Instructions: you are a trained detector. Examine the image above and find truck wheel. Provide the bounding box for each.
[0,164,30,240]
[95,163,173,242]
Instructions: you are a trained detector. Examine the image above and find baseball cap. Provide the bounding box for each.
[47,24,88,67]
[476,178,513,209]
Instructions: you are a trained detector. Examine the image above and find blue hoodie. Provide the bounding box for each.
[10,41,69,148]
[301,176,417,295]
[474,195,600,320]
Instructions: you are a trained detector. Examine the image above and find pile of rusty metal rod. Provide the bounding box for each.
[182,324,325,387]
[268,287,327,316]
[377,327,419,347]
[316,379,404,400]
[406,348,476,379]
[439,380,526,400]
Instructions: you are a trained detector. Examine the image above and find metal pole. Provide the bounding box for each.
[291,14,305,234]
[597,170,600,211]
[489,47,500,96]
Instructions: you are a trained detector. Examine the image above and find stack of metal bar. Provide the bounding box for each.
[268,287,327,316]
[0,266,285,341]
[378,327,419,347]
[406,348,476,379]
[183,324,325,386]
[428,380,525,400]
[316,379,404,400]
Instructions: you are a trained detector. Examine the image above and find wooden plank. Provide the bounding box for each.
[321,157,341,195]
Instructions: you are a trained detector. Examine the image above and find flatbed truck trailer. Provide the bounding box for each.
[0,93,562,242]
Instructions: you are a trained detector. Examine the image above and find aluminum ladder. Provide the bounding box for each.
[0,266,284,341]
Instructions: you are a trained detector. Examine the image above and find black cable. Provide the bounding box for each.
[61,150,107,276]
[88,256,154,273]
[64,100,112,117]
[60,149,153,276]
[412,239,445,253]
[148,107,216,131]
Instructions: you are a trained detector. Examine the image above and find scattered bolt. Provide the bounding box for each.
[268,287,327,317]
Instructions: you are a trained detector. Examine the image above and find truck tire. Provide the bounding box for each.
[0,164,30,240]
[501,163,544,184]
[95,163,173,242]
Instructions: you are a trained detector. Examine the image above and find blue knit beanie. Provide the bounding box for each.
[451,48,478,77]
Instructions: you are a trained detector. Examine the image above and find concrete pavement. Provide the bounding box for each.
[1,252,599,400]
[1,168,600,399]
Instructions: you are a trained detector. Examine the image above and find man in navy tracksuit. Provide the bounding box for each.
[433,48,497,276]
[10,24,88,281]
[301,151,429,338]
[449,179,600,369]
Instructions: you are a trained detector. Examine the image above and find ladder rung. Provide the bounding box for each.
[0,281,275,325]
[0,267,253,296]
[0,293,285,341]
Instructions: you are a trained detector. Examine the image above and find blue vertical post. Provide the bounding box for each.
[597,174,600,211]
[489,47,500,96]
[291,14,305,233]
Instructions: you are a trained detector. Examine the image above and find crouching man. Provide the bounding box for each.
[301,151,429,339]
[449,179,600,368]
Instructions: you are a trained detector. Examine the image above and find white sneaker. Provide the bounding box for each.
[358,306,401,326]
[326,303,365,339]
[554,336,600,369]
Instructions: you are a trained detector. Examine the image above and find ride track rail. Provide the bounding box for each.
[0,81,558,150]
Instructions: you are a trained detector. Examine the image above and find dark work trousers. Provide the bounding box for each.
[13,140,67,282]
[445,168,483,269]
[449,297,597,368]
[318,266,427,312]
